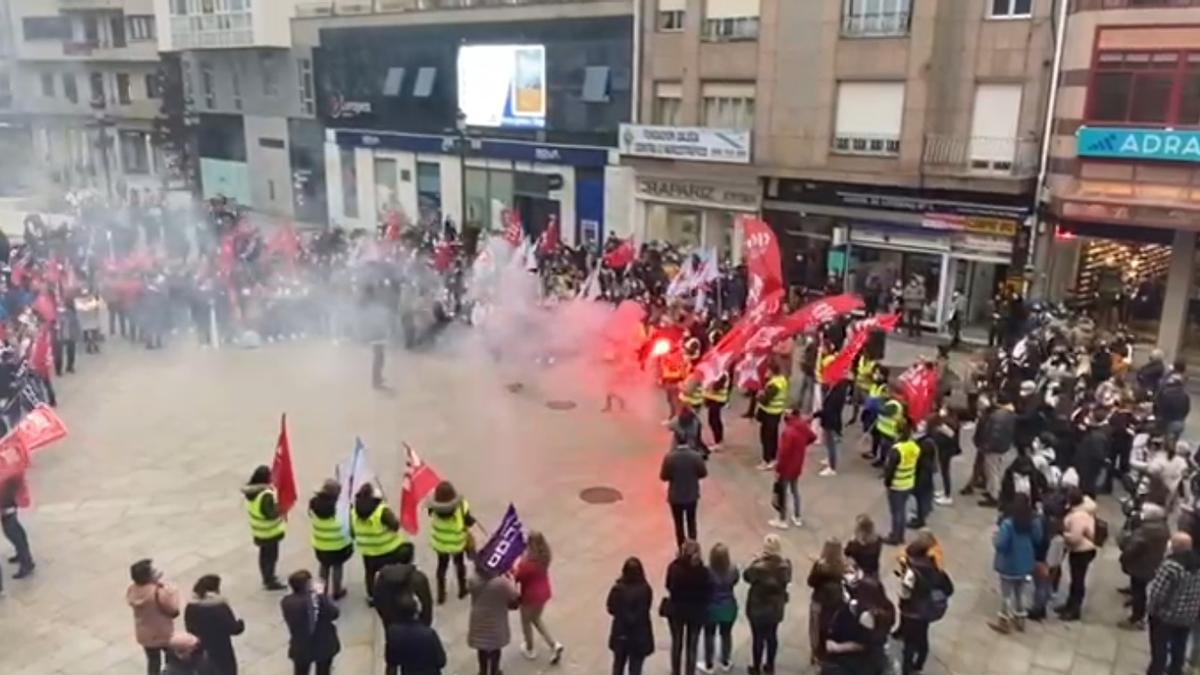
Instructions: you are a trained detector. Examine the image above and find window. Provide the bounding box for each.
[702,0,760,41]
[144,73,160,100]
[1087,50,1200,126]
[120,131,149,175]
[653,81,683,125]
[40,72,54,98]
[259,53,278,97]
[231,66,242,111]
[83,16,99,45]
[200,62,215,108]
[658,0,685,31]
[171,0,188,15]
[0,73,11,108]
[110,16,126,48]
[582,66,611,103]
[382,67,405,97]
[126,16,155,41]
[701,82,755,130]
[989,0,1033,18]
[22,17,69,41]
[968,83,1023,171]
[89,72,105,106]
[298,58,314,114]
[413,67,436,98]
[63,73,78,103]
[116,73,131,105]
[833,81,905,156]
[842,0,912,37]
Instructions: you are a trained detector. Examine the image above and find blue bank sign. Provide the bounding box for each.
[1077,127,1200,163]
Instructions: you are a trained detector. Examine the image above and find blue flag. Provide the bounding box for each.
[477,504,527,576]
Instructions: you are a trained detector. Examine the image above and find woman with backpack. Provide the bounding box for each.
[701,543,738,673]
[897,538,953,675]
[743,534,792,675]
[989,494,1043,633]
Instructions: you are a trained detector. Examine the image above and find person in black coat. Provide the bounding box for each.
[375,544,434,628]
[909,421,940,529]
[281,569,341,675]
[608,557,654,675]
[385,597,446,675]
[1074,410,1111,499]
[664,541,712,675]
[183,574,245,675]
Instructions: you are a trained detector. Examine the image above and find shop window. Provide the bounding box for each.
[653,81,682,126]
[833,81,904,156]
[657,0,685,31]
[1087,50,1200,126]
[582,67,610,103]
[417,161,441,227]
[375,158,399,210]
[701,82,755,130]
[647,204,702,250]
[120,131,149,175]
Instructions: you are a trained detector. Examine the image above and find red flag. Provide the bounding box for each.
[0,431,29,485]
[267,224,303,264]
[739,216,783,310]
[30,326,52,379]
[897,364,939,426]
[270,414,298,516]
[537,215,561,254]
[502,209,523,248]
[16,404,68,452]
[399,443,443,534]
[734,350,770,391]
[692,288,784,386]
[32,293,56,323]
[775,294,864,338]
[820,314,900,384]
[603,239,636,269]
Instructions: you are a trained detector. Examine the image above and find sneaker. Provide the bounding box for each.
[791,516,804,527]
[756,462,772,471]
[766,461,776,471]
[818,467,837,477]
[820,459,830,467]
[720,661,733,672]
[522,646,537,660]
[934,496,953,506]
[551,643,564,665]
[767,518,790,530]
[698,665,713,674]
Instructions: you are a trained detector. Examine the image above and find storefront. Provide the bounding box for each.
[765,178,1028,336]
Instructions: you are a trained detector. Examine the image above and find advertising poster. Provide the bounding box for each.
[458,44,547,129]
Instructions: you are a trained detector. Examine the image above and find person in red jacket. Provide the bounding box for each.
[771,409,816,529]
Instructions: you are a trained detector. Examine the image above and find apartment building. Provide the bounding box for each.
[629,0,1055,337]
[293,0,634,249]
[1035,0,1200,360]
[154,0,327,222]
[4,0,164,198]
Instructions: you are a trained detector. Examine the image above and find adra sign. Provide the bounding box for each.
[1077,127,1200,163]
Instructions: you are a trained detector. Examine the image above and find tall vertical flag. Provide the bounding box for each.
[477,504,528,575]
[335,438,377,534]
[739,216,783,310]
[399,443,443,534]
[271,414,298,517]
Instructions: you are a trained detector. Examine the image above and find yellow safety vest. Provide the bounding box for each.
[890,440,921,491]
[816,354,837,386]
[352,504,406,558]
[876,400,905,439]
[247,489,285,541]
[703,377,730,404]
[430,501,469,554]
[759,375,789,415]
[679,384,705,407]
[856,358,876,390]
[867,382,886,399]
[309,511,351,552]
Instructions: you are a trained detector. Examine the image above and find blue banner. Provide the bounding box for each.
[1077,127,1200,164]
[477,503,527,575]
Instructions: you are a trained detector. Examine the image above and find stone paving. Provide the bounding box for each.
[0,330,1181,675]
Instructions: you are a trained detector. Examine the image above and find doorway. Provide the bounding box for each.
[947,258,1007,340]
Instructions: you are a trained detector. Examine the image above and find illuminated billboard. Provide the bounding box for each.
[457,44,546,129]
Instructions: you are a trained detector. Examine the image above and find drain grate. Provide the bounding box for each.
[580,486,623,504]
[505,382,525,393]
[545,399,577,410]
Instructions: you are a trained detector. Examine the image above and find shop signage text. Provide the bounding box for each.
[1077,127,1200,164]
[329,94,373,119]
[636,177,759,210]
[772,179,1029,220]
[620,124,751,164]
[1060,199,1199,229]
[334,130,609,168]
[922,213,1017,237]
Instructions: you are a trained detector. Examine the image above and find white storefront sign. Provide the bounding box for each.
[619,124,752,164]
[635,176,759,211]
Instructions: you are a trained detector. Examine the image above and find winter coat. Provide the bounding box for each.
[776,416,816,481]
[902,281,925,311]
[980,406,1016,455]
[1074,427,1110,494]
[660,446,708,505]
[819,381,851,433]
[999,455,1049,510]
[743,554,793,625]
[280,590,341,663]
[466,573,518,651]
[1156,380,1190,423]
[1120,510,1171,580]
[1148,550,1200,627]
[385,619,447,674]
[1137,360,1166,394]
[606,579,654,657]
[665,558,713,624]
[374,562,434,628]
[1062,497,1098,553]
[914,436,938,494]
[127,582,181,648]
[993,517,1043,578]
[183,595,244,674]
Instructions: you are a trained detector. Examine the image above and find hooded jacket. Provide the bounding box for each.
[776,415,816,481]
[374,561,434,627]
[1148,549,1200,626]
[980,405,1016,455]
[1062,496,1098,553]
[127,581,181,648]
[1156,379,1191,423]
[183,594,245,669]
[999,454,1048,509]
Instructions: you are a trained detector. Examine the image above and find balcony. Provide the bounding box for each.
[1075,0,1200,8]
[169,12,253,49]
[832,133,901,157]
[922,135,1039,178]
[296,0,609,16]
[841,10,910,38]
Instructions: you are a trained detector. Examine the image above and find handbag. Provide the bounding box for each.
[658,596,673,618]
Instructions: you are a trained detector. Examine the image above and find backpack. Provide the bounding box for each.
[919,568,954,623]
[1093,517,1110,548]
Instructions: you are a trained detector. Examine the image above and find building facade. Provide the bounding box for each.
[293,0,635,248]
[4,0,165,198]
[629,0,1056,337]
[1038,0,1200,360]
[154,0,327,223]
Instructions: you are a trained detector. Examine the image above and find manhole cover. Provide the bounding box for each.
[580,486,623,504]
[546,399,577,410]
[505,382,525,393]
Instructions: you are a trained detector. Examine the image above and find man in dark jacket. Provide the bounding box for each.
[979,395,1017,507]
[385,598,446,675]
[374,545,434,628]
[1014,382,1044,454]
[999,450,1049,514]
[1074,410,1111,499]
[1,474,34,578]
[281,569,341,675]
[1155,374,1190,445]
[1137,350,1167,396]
[1119,503,1170,630]
[1146,533,1200,675]
[908,424,939,529]
[660,441,708,548]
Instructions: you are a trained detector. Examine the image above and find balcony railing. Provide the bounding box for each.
[1075,0,1200,9]
[832,133,901,157]
[841,10,910,38]
[170,13,253,49]
[922,135,1040,177]
[297,0,608,17]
